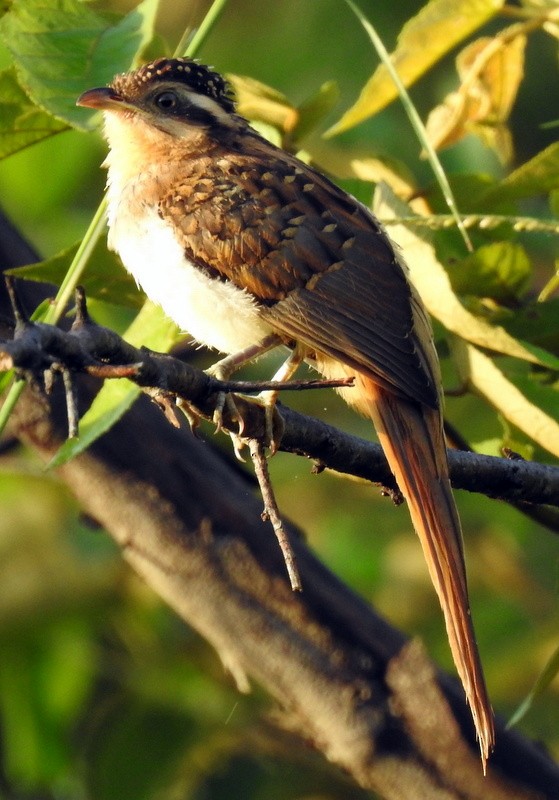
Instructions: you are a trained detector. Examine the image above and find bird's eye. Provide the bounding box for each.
[154,91,179,111]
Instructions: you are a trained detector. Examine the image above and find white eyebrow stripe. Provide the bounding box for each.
[183,90,234,127]
[150,81,235,128]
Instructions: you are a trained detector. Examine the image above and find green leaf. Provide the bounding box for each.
[0,0,159,131]
[0,67,67,159]
[373,184,559,367]
[48,301,180,469]
[500,298,559,353]
[7,240,144,310]
[448,241,531,302]
[508,640,559,728]
[481,142,559,206]
[330,0,504,133]
[452,339,559,457]
[293,80,340,141]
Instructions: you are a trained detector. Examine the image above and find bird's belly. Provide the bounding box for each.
[108,205,274,354]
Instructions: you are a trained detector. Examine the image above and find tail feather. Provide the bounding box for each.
[356,373,495,769]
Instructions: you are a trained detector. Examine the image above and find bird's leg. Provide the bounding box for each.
[205,334,282,445]
[259,345,304,453]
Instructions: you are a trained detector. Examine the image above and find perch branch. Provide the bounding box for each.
[0,284,557,513]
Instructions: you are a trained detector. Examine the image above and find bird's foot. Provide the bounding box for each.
[246,389,285,455]
[176,397,202,435]
[204,335,286,456]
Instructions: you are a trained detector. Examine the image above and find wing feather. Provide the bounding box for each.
[159,136,438,407]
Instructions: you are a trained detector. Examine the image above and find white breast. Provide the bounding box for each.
[108,203,274,355]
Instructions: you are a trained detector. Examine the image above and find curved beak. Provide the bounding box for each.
[76,87,123,110]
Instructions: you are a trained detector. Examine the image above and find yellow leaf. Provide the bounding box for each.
[330,0,504,134]
[228,74,298,133]
[308,140,415,197]
[374,184,543,364]
[454,341,559,457]
[426,33,525,160]
[425,90,481,151]
[456,34,526,123]
[472,122,514,165]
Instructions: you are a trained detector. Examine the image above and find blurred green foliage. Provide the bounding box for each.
[0,0,559,798]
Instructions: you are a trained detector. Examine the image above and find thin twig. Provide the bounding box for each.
[60,365,79,438]
[214,376,355,394]
[248,437,302,592]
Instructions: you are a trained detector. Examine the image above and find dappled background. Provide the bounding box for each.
[1,1,559,798]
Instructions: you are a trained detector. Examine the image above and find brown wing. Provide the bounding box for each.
[159,134,437,408]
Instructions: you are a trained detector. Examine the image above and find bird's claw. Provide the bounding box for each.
[212,388,284,459]
[176,397,202,435]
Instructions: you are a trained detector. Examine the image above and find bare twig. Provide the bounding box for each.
[248,437,302,591]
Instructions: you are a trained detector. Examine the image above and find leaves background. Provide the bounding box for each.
[0,1,559,798]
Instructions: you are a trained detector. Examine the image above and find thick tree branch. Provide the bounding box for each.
[7,370,558,799]
[0,287,558,512]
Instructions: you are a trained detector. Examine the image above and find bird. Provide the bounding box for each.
[77,56,494,767]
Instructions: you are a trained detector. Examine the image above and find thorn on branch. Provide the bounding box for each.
[72,285,91,329]
[381,486,404,506]
[5,276,31,335]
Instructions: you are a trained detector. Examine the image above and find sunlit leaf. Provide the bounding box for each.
[448,241,531,302]
[471,122,513,165]
[229,74,340,142]
[337,0,474,248]
[48,301,180,468]
[459,35,525,122]
[374,184,559,369]
[309,139,415,197]
[425,33,525,163]
[453,339,559,457]
[331,0,504,134]
[228,74,298,133]
[0,0,158,131]
[481,142,559,206]
[0,67,67,159]
[425,90,477,152]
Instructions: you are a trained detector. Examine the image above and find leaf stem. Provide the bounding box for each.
[343,0,472,251]
[43,195,108,326]
[175,0,230,58]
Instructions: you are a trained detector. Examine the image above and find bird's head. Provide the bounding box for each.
[77,58,239,170]
[77,58,237,132]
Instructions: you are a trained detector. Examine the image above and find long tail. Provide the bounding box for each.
[355,373,495,769]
